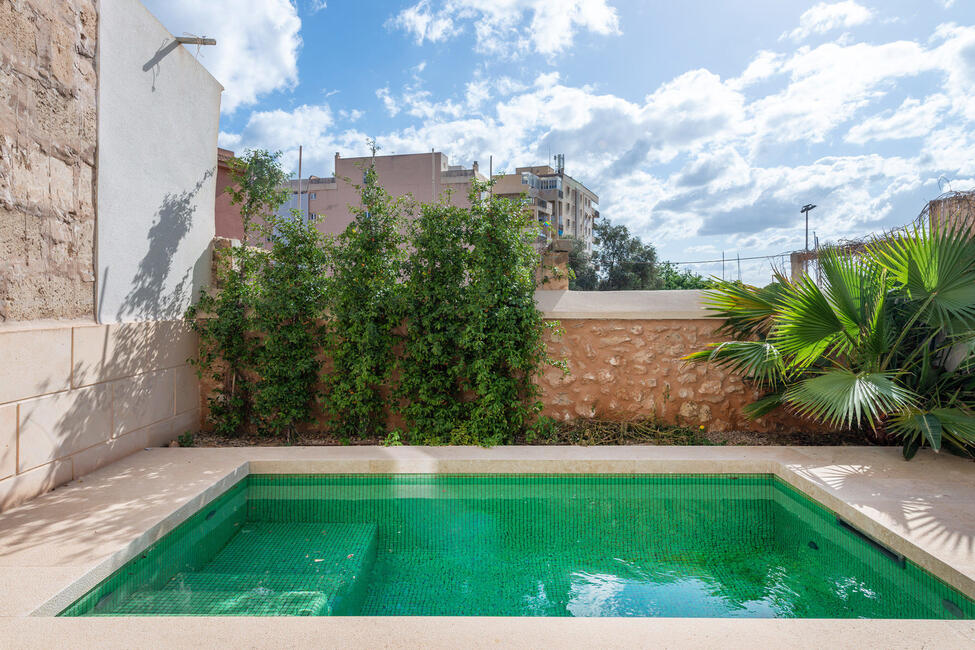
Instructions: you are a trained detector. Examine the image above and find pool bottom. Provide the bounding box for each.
[60,474,975,618]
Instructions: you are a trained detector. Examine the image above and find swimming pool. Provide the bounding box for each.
[60,474,975,618]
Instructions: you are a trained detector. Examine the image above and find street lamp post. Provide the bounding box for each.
[801,204,817,250]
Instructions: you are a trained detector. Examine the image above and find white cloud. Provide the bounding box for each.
[388,0,621,58]
[782,1,874,42]
[339,108,364,122]
[730,50,784,89]
[387,0,456,44]
[222,19,975,282]
[219,103,370,175]
[376,87,400,117]
[845,95,950,144]
[309,0,327,13]
[745,39,932,147]
[143,0,302,113]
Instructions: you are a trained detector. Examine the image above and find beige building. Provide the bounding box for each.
[493,159,600,251]
[276,152,487,237]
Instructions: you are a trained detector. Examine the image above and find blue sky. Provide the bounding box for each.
[145,0,975,282]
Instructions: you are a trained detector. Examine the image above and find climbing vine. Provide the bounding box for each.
[186,242,258,436]
[250,213,330,439]
[187,149,288,436]
[321,158,407,439]
[460,181,565,444]
[397,200,471,443]
[189,148,564,444]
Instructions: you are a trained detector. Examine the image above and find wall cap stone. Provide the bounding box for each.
[536,290,714,320]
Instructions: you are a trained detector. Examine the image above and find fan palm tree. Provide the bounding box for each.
[685,224,975,459]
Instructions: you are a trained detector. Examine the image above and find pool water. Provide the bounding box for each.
[60,474,975,618]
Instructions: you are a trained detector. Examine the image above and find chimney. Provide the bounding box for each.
[472,160,479,173]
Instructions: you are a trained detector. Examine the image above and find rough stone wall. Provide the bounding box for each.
[540,318,812,433]
[928,193,975,234]
[535,239,570,290]
[0,0,97,321]
[196,315,811,434]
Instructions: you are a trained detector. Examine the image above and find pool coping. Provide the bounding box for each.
[0,445,973,648]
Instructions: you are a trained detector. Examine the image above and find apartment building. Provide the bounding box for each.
[493,157,600,251]
[215,150,487,239]
[292,151,486,236]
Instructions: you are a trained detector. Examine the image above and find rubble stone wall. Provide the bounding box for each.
[539,317,810,432]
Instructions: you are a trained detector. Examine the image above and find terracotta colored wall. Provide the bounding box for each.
[539,318,808,432]
[0,0,97,321]
[214,150,244,241]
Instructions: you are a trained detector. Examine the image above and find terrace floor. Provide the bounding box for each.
[0,445,974,648]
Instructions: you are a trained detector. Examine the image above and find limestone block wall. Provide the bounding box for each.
[0,0,98,321]
[0,0,216,511]
[0,320,199,511]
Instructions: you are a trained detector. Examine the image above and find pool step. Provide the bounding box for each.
[102,522,377,616]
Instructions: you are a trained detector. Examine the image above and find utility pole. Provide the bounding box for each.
[801,203,817,250]
[297,145,303,222]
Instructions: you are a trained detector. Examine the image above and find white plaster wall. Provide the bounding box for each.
[96,0,222,323]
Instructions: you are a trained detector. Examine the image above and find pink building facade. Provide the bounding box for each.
[299,152,486,236]
[213,151,488,240]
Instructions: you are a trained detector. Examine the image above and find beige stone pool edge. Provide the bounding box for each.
[0,445,973,649]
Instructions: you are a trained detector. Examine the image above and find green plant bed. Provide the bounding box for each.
[189,419,865,448]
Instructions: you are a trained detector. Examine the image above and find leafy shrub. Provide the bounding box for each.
[461,182,565,444]
[186,149,289,436]
[321,161,406,439]
[398,200,471,443]
[251,213,330,439]
[686,224,975,459]
[187,238,260,436]
[189,149,563,445]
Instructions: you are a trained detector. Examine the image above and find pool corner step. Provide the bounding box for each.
[101,522,378,616]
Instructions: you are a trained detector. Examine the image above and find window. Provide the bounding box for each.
[540,177,562,191]
[310,192,317,199]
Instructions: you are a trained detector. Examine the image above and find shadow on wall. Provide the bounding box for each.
[143,38,180,91]
[113,168,214,323]
[5,172,219,502]
[7,316,197,513]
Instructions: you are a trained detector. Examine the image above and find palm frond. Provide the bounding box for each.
[743,391,785,419]
[870,223,975,333]
[699,280,783,338]
[784,369,918,429]
[683,341,785,388]
[773,275,848,367]
[888,407,975,456]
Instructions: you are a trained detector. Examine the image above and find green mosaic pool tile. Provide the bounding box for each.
[89,522,377,617]
[204,522,377,575]
[104,583,334,617]
[58,478,249,617]
[61,473,975,618]
[770,478,975,619]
